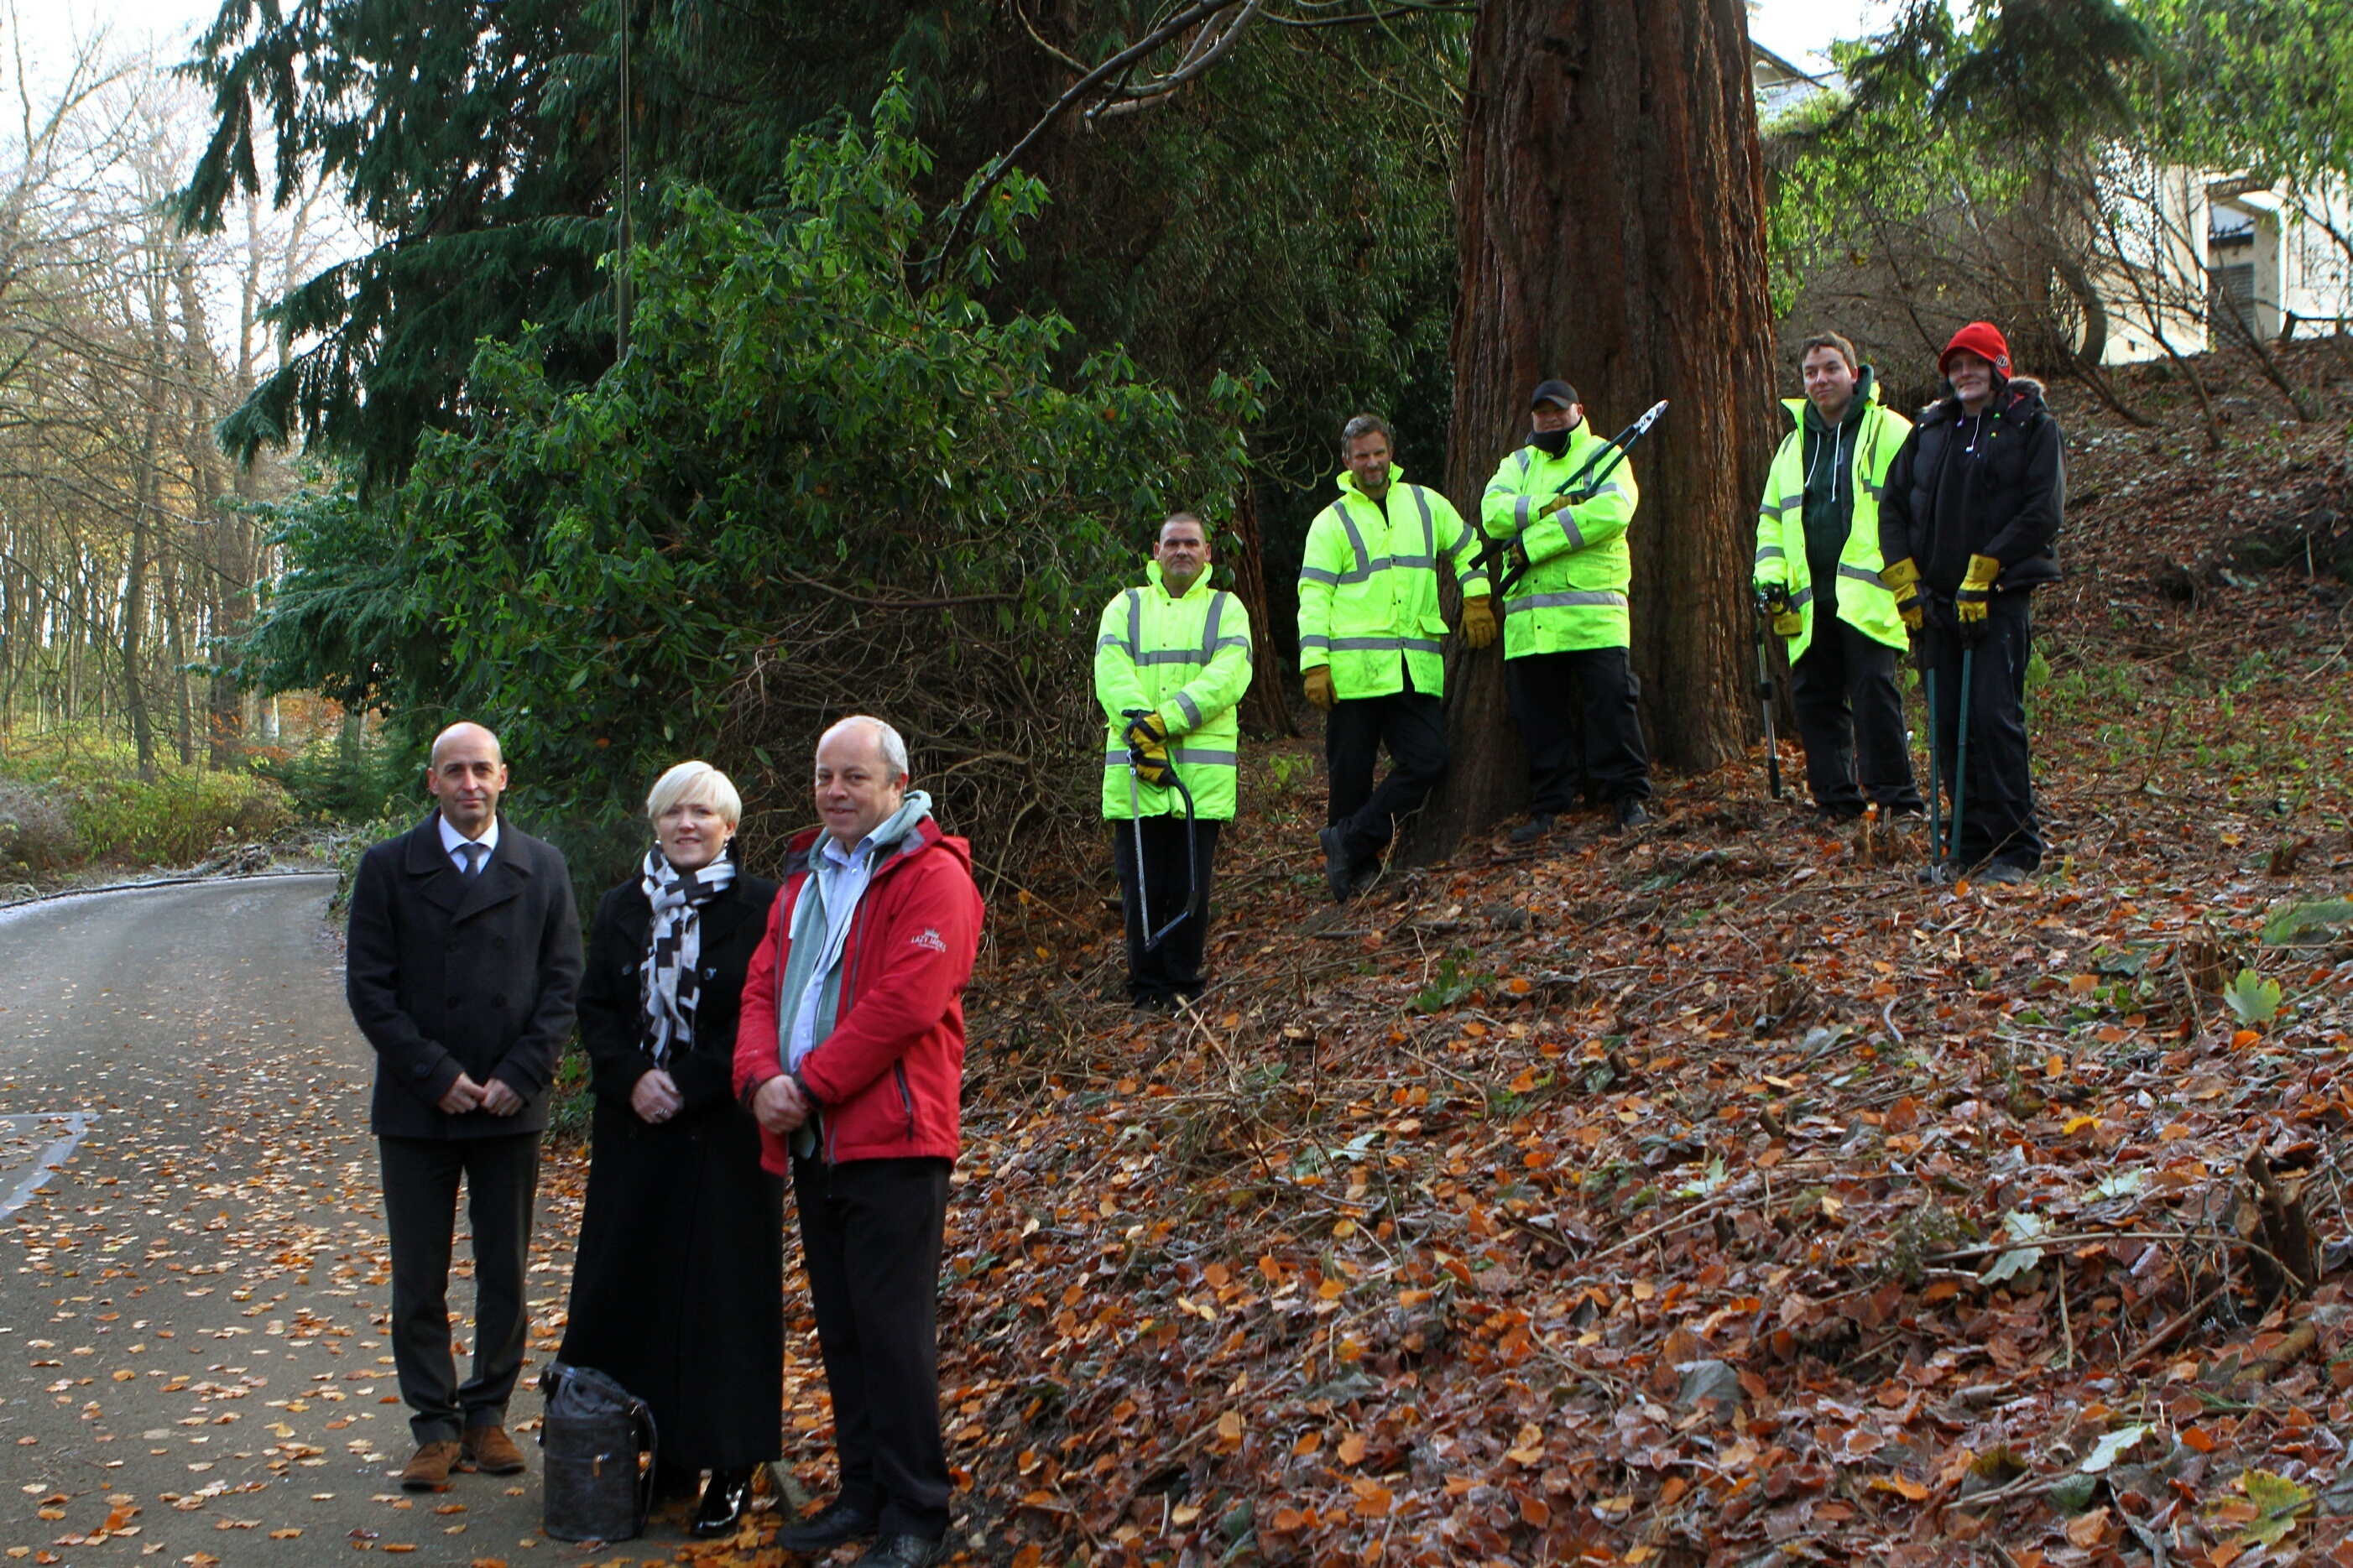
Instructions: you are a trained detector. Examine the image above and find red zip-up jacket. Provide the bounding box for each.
[733,815,983,1172]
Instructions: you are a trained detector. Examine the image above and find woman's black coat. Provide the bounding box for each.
[556,862,785,1472]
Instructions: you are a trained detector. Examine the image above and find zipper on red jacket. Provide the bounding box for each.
[827,842,901,1163]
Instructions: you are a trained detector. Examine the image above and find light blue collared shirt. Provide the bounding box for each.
[785,829,884,1071]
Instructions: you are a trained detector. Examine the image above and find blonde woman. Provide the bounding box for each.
[556,763,781,1536]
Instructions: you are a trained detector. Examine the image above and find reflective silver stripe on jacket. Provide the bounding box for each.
[1836,563,1883,586]
[1503,589,1629,613]
[1755,544,1786,562]
[1103,747,1240,768]
[1559,513,1587,552]
[1332,502,1375,583]
[1450,521,1490,590]
[1124,587,1243,668]
[1321,634,1442,654]
[1788,586,1815,610]
[1174,691,1203,727]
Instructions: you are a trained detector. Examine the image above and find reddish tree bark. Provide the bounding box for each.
[1223,477,1298,741]
[1407,0,1776,860]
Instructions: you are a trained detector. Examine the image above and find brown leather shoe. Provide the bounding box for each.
[399,1439,462,1492]
[460,1424,525,1475]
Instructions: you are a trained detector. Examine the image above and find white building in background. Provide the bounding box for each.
[1751,40,1837,123]
[1741,13,2353,360]
[2206,181,2353,344]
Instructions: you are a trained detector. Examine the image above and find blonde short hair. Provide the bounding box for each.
[645,761,742,827]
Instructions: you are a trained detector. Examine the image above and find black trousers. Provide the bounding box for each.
[794,1155,952,1541]
[1791,618,1924,816]
[1111,816,1223,1005]
[1920,591,2041,871]
[1504,647,1652,814]
[379,1132,540,1445]
[1326,676,1447,866]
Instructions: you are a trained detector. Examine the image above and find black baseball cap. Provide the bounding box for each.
[1530,379,1579,409]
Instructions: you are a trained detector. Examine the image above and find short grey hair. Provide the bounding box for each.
[645,760,742,827]
[818,715,910,781]
[1340,412,1391,450]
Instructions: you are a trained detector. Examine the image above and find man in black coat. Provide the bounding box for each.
[1876,321,2063,883]
[346,721,582,1490]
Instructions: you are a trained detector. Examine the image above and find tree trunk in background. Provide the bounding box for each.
[1408,0,1776,860]
[1227,477,1298,742]
[125,388,164,781]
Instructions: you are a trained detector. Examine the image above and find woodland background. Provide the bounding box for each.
[1,0,2345,895]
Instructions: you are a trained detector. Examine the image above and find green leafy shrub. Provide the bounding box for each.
[69,770,294,866]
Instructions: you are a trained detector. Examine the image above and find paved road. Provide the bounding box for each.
[0,876,575,1567]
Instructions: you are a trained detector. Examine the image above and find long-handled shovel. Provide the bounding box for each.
[1751,588,1784,800]
[1126,751,1201,953]
[1924,664,1944,866]
[1949,645,1976,878]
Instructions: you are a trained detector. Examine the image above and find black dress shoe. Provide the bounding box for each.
[689,1466,757,1538]
[854,1534,942,1567]
[774,1497,880,1555]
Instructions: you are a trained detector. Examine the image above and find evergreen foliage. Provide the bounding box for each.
[247,94,1255,870]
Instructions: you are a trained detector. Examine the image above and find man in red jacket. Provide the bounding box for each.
[734,716,983,1568]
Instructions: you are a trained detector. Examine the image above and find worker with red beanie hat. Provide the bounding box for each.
[1874,321,2064,884]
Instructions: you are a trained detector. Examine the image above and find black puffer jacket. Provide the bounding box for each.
[1877,376,2064,597]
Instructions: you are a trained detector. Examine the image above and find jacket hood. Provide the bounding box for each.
[1143,559,1213,599]
[1788,364,1881,432]
[1918,375,2046,428]
[1335,464,1404,498]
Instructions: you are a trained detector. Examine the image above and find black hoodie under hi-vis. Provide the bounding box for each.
[1876,376,2065,599]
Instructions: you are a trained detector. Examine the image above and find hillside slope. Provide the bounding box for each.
[680,342,2353,1567]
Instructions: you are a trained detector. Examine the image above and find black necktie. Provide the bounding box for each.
[459,842,487,880]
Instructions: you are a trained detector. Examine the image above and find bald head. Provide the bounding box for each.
[430,721,503,769]
[426,721,508,839]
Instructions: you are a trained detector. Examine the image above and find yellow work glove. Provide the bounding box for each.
[1879,557,1923,632]
[1303,665,1336,712]
[1130,742,1172,787]
[1459,595,1498,650]
[1956,554,2000,627]
[1123,711,1169,752]
[1121,708,1172,784]
[1761,586,1802,638]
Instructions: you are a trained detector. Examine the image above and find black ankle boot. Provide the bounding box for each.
[690,1466,756,1538]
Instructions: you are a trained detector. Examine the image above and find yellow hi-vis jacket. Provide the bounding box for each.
[1751,383,1911,663]
[1094,560,1253,820]
[1296,466,1489,700]
[1478,425,1639,655]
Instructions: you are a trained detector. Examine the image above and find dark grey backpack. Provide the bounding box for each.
[538,1362,658,1542]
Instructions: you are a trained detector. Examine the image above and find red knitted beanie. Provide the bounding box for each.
[1938,321,2011,377]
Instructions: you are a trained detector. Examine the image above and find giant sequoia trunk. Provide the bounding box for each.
[1410,0,1776,859]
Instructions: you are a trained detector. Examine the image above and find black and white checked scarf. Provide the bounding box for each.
[639,848,736,1068]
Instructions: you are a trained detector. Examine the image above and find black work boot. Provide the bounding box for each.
[1317,825,1353,901]
[1610,798,1650,833]
[1508,813,1555,847]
